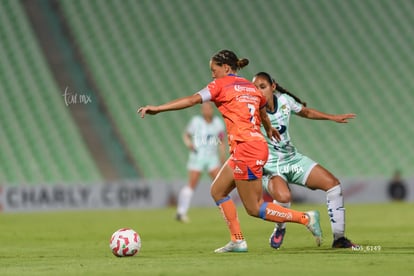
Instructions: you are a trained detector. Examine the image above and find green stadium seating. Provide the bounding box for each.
[57,0,414,178]
[3,0,412,184]
[0,0,102,184]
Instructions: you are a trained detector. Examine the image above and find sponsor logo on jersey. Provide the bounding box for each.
[234,85,256,93]
[276,125,287,135]
[193,133,221,146]
[250,132,262,137]
[236,95,260,103]
[276,162,304,174]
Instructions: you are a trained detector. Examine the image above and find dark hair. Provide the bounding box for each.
[211,49,249,71]
[254,72,307,106]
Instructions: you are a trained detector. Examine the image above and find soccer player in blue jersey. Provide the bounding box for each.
[176,102,226,222]
[253,72,357,249]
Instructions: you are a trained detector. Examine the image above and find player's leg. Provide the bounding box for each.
[210,158,246,252]
[236,178,308,223]
[176,152,206,222]
[266,175,293,227]
[305,164,339,191]
[266,175,291,249]
[234,140,321,245]
[176,169,201,222]
[208,166,220,180]
[207,153,221,180]
[235,178,322,246]
[306,164,356,248]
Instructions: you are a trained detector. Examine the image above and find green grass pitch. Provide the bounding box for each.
[0,202,413,275]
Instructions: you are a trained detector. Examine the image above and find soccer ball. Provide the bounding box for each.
[109,228,141,257]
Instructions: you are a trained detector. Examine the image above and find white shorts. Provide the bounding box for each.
[187,152,221,172]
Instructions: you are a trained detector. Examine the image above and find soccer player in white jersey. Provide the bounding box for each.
[176,102,226,222]
[253,72,357,248]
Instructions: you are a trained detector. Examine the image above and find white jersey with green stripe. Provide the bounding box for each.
[260,92,303,163]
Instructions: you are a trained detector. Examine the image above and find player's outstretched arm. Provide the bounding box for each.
[137,94,202,118]
[298,106,356,123]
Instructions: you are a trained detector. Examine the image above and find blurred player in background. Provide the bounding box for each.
[252,71,357,249]
[138,49,322,253]
[387,170,407,201]
[176,102,226,223]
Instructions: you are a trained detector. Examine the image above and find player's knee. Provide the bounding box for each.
[270,185,291,202]
[277,191,291,203]
[210,186,218,201]
[319,179,340,192]
[327,177,340,190]
[210,185,224,201]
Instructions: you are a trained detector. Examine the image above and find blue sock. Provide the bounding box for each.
[259,202,268,219]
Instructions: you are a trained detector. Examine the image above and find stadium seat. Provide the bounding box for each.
[58,0,414,178]
[0,0,102,184]
[57,0,414,178]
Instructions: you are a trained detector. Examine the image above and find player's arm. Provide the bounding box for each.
[137,93,202,118]
[297,106,356,123]
[259,107,281,141]
[183,132,195,152]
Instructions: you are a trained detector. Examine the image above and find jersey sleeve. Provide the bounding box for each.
[197,88,211,102]
[197,80,221,103]
[207,80,222,101]
[286,94,303,113]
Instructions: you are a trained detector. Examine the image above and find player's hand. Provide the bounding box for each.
[268,127,281,141]
[187,143,196,152]
[332,113,356,123]
[137,105,160,118]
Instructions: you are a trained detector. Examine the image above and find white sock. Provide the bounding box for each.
[326,185,345,240]
[177,186,194,216]
[273,200,291,230]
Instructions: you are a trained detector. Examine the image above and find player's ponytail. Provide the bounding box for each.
[236,58,249,69]
[275,84,307,107]
[254,72,307,107]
